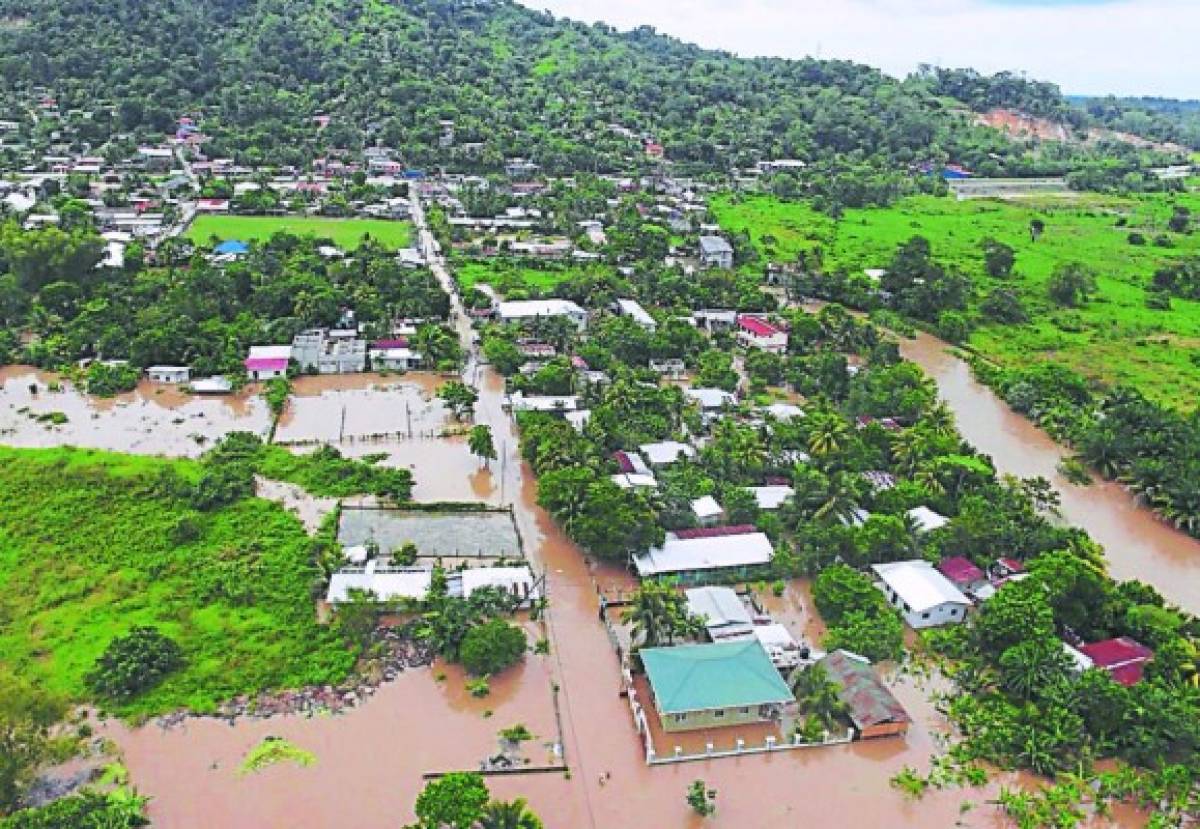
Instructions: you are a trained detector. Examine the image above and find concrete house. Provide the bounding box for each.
[615,298,656,331]
[496,299,588,331]
[369,339,422,372]
[641,641,795,733]
[244,345,292,381]
[292,329,367,374]
[698,235,734,269]
[872,560,971,629]
[736,314,788,354]
[692,309,737,333]
[146,366,190,384]
[690,495,724,527]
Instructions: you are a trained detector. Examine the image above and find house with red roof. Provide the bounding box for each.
[244,345,292,381]
[736,314,788,354]
[1076,637,1154,686]
[937,556,988,594]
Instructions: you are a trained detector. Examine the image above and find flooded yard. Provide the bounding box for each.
[0,366,270,456]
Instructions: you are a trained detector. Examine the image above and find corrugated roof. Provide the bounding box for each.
[634,531,773,578]
[641,641,793,714]
[685,587,752,629]
[673,524,757,540]
[937,556,985,587]
[872,560,970,613]
[818,650,910,729]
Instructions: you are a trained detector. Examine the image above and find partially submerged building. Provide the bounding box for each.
[872,560,971,629]
[816,650,911,739]
[244,345,292,381]
[292,328,367,374]
[640,641,795,732]
[633,527,773,584]
[496,299,588,331]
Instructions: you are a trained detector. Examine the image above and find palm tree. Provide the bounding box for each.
[622,579,693,648]
[813,472,863,527]
[889,427,930,476]
[806,413,850,460]
[923,403,957,439]
[791,664,846,730]
[479,798,544,829]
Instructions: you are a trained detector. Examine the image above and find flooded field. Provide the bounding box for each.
[275,373,449,444]
[0,366,270,456]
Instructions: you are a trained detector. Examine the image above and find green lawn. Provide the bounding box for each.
[188,215,412,250]
[0,447,354,717]
[453,257,601,296]
[713,192,1200,409]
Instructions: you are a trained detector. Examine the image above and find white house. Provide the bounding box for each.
[908,506,950,533]
[612,472,659,490]
[685,586,754,641]
[692,308,737,333]
[326,562,432,604]
[454,566,541,607]
[736,315,788,354]
[191,376,233,394]
[368,345,422,372]
[292,329,367,374]
[749,486,794,511]
[496,299,588,331]
[698,235,734,269]
[506,393,580,413]
[691,495,724,527]
[615,298,656,331]
[146,365,190,384]
[684,387,736,411]
[639,441,696,467]
[871,560,971,629]
[763,402,805,421]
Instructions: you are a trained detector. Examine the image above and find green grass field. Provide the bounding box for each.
[188,215,412,250]
[713,192,1200,409]
[0,447,354,716]
[453,257,599,296]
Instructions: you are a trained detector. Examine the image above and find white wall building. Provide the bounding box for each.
[496,299,588,331]
[146,366,190,384]
[326,562,432,604]
[872,560,971,629]
[634,531,774,582]
[615,298,656,331]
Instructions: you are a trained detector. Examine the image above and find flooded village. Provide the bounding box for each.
[2,83,1199,829]
[3,177,1195,828]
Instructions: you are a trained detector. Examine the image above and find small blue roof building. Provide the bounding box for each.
[214,240,249,255]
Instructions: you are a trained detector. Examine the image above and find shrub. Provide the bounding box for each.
[459,619,526,676]
[86,627,183,701]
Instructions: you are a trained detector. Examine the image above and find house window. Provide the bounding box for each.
[739,707,750,715]
[921,612,930,620]
[902,602,911,614]
[674,714,687,723]
[713,709,725,718]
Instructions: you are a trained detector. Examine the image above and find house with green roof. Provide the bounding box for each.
[640,641,796,733]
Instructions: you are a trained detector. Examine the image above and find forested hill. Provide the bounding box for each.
[0,0,1028,174]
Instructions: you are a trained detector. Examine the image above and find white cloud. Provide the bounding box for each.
[516,0,1200,98]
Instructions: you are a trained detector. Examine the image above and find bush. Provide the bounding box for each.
[459,619,526,676]
[86,627,183,701]
[1127,232,1146,246]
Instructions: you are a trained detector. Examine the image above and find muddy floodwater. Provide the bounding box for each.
[899,332,1200,614]
[92,359,1146,828]
[0,366,269,456]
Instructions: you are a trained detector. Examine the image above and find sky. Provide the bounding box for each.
[516,0,1200,99]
